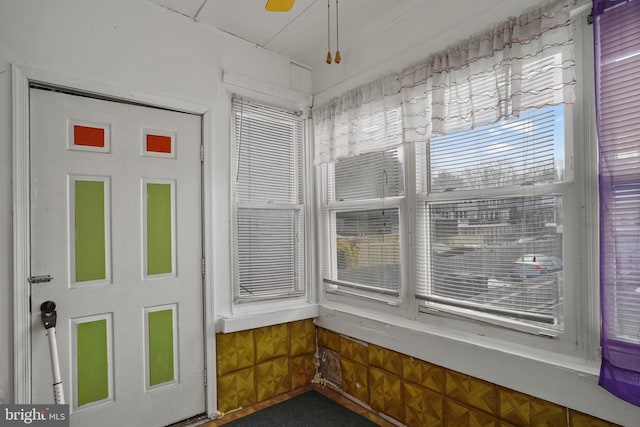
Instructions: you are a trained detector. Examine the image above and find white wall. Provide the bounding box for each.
[0,0,311,404]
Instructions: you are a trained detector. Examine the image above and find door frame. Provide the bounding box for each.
[11,64,217,416]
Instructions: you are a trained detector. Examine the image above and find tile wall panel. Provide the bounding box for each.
[530,396,567,427]
[317,327,341,352]
[340,336,368,365]
[255,356,290,402]
[290,353,316,389]
[215,319,316,414]
[370,367,405,421]
[215,323,621,427]
[254,324,288,363]
[369,343,403,376]
[499,387,531,426]
[446,370,498,416]
[217,366,256,412]
[341,358,369,404]
[404,382,444,427]
[445,399,497,427]
[315,327,621,427]
[216,330,254,376]
[570,410,620,427]
[289,319,316,356]
[403,355,446,394]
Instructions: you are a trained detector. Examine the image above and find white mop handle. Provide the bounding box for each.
[47,327,65,404]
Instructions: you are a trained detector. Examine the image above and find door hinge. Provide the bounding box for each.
[204,369,207,387]
[200,145,204,162]
[201,258,206,277]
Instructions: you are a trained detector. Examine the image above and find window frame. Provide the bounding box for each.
[414,107,573,335]
[230,96,308,305]
[320,148,408,307]
[317,12,597,354]
[324,200,406,298]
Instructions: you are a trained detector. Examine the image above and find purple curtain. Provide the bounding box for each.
[594,0,640,407]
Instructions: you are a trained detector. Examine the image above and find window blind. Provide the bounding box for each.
[595,0,640,407]
[329,148,404,202]
[232,98,305,302]
[416,107,565,327]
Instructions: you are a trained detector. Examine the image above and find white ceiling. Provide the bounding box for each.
[147,0,544,95]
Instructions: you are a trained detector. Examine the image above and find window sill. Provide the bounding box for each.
[418,300,563,338]
[217,303,319,333]
[316,301,637,426]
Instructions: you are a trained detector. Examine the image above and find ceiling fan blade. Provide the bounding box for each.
[265,0,295,12]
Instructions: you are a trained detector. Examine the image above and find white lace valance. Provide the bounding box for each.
[313,0,576,164]
[313,74,402,165]
[401,0,576,143]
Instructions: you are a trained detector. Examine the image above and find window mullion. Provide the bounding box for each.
[326,197,403,211]
[237,201,303,210]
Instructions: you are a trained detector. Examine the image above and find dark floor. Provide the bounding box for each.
[204,384,395,427]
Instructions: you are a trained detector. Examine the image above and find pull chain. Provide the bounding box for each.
[326,0,332,64]
[335,0,341,63]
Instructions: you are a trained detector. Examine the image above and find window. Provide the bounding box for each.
[232,98,305,302]
[416,107,567,330]
[322,147,404,299]
[315,0,578,335]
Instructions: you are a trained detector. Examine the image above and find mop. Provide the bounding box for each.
[40,300,65,404]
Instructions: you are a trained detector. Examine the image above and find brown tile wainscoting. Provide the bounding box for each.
[317,327,621,427]
[215,319,316,414]
[213,320,621,426]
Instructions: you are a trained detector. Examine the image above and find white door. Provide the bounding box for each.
[29,88,205,427]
